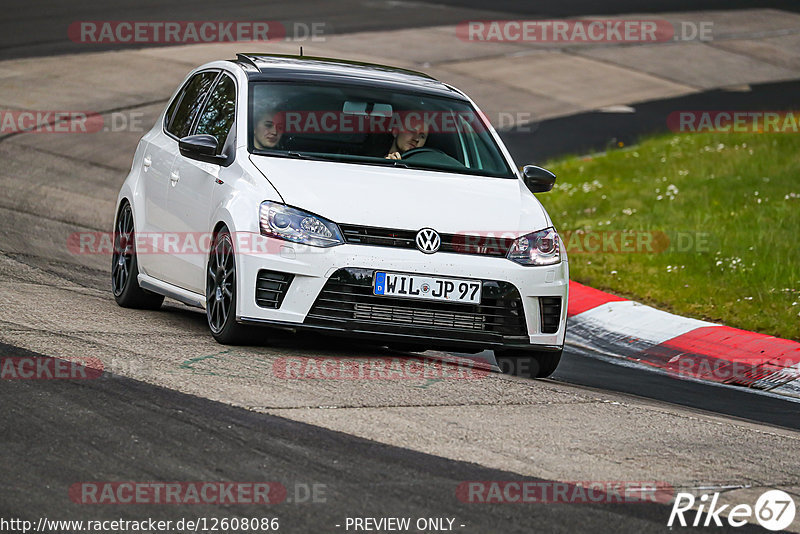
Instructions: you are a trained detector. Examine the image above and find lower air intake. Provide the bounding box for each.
[539,296,562,334]
[255,270,294,309]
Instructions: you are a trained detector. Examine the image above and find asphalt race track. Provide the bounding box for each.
[5,342,761,534]
[1,2,799,533]
[502,79,800,164]
[2,0,799,59]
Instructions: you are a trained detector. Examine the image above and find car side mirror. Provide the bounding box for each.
[522,165,556,193]
[179,134,226,164]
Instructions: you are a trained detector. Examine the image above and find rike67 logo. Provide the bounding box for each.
[668,489,796,531]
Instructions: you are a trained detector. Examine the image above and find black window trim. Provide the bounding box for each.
[162,68,222,142]
[192,70,238,157]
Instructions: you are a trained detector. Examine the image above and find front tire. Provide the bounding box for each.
[112,202,164,310]
[206,227,254,344]
[495,348,562,378]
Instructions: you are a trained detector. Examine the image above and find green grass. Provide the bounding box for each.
[540,132,800,340]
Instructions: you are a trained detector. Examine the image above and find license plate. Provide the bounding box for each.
[373,272,482,304]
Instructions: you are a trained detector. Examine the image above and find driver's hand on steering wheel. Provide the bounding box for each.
[385,152,402,160]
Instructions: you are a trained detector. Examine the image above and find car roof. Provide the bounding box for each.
[231,53,466,99]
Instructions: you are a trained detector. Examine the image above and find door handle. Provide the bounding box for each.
[170,170,180,185]
[143,155,152,169]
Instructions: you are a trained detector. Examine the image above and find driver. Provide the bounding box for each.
[385,119,428,159]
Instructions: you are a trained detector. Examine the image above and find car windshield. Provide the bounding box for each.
[248,81,516,178]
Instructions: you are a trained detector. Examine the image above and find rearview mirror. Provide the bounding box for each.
[522,165,556,193]
[179,134,225,164]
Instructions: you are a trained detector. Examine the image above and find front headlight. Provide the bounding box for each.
[259,201,344,247]
[507,227,561,266]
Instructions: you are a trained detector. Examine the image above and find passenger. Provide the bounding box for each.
[253,103,286,150]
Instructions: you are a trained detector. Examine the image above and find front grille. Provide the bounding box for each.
[352,302,485,331]
[339,224,514,257]
[539,297,562,334]
[305,268,527,343]
[255,270,294,309]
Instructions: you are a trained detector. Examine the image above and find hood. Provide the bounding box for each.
[250,155,550,236]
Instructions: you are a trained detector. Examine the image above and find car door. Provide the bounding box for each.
[146,69,219,285]
[164,71,237,294]
[137,122,178,279]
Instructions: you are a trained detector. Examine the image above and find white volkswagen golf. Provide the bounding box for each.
[112,54,568,377]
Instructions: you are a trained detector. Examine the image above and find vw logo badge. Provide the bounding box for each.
[416,228,441,254]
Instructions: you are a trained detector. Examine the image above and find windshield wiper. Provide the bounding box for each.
[256,150,410,168]
[286,151,322,160]
[321,153,410,168]
[375,158,408,168]
[252,149,325,162]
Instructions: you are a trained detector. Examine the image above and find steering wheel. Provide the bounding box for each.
[399,147,447,160]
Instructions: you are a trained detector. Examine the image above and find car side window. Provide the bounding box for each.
[165,71,219,139]
[194,74,236,153]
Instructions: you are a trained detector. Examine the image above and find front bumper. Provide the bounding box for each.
[235,235,569,351]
